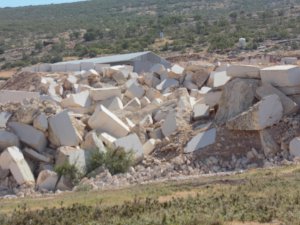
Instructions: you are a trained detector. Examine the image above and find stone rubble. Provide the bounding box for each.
[0,58,300,197]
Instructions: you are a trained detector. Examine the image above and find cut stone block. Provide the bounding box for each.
[192,103,210,120]
[48,111,82,147]
[56,146,87,174]
[256,84,298,115]
[143,73,160,88]
[197,91,222,107]
[139,114,153,127]
[0,130,20,151]
[36,170,58,191]
[124,97,141,110]
[215,78,260,124]
[143,139,156,155]
[90,87,122,101]
[289,137,300,157]
[99,96,123,111]
[112,71,128,85]
[0,146,35,185]
[0,112,12,128]
[191,69,210,88]
[156,78,179,91]
[150,64,168,79]
[227,65,260,78]
[184,128,216,153]
[99,132,116,147]
[114,133,143,160]
[183,81,198,90]
[81,131,105,152]
[23,147,51,163]
[33,113,48,132]
[140,96,151,108]
[61,91,91,108]
[125,117,135,128]
[226,95,283,130]
[209,71,231,88]
[168,64,184,79]
[161,111,177,137]
[9,122,47,152]
[0,90,40,104]
[261,65,300,87]
[149,128,163,139]
[125,82,145,99]
[88,105,130,138]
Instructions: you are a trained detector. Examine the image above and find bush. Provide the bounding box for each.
[88,147,134,175]
[54,162,82,186]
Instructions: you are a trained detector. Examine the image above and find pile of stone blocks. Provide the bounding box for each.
[1,58,300,195]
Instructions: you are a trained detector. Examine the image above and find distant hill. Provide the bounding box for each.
[0,0,299,69]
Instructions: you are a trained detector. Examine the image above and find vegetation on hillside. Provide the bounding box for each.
[1,0,300,69]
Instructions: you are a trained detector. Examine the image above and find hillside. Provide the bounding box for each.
[1,0,300,69]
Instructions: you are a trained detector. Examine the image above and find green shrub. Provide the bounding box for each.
[88,147,134,175]
[54,162,82,186]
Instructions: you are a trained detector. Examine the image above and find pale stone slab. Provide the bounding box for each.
[256,84,298,115]
[88,105,130,138]
[36,170,58,191]
[90,87,122,101]
[9,122,47,152]
[0,146,35,185]
[143,139,156,155]
[0,90,39,104]
[114,133,143,160]
[184,128,216,153]
[156,78,179,91]
[23,147,51,163]
[99,132,116,148]
[227,65,260,78]
[81,131,105,152]
[33,113,48,132]
[192,103,210,120]
[209,71,231,88]
[0,130,20,151]
[61,90,91,108]
[215,78,260,124]
[261,65,300,87]
[125,82,145,99]
[0,112,12,128]
[48,111,82,147]
[197,91,222,107]
[56,146,87,174]
[161,111,177,137]
[99,96,123,111]
[289,137,300,157]
[259,130,280,157]
[226,95,283,130]
[124,97,141,111]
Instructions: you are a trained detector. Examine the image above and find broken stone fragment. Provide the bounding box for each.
[161,111,177,137]
[139,114,153,127]
[208,71,231,88]
[48,111,82,147]
[0,130,20,151]
[226,95,283,131]
[0,146,35,185]
[88,105,130,138]
[124,97,141,111]
[90,87,122,101]
[140,96,151,108]
[259,130,280,157]
[227,65,260,79]
[192,103,210,120]
[196,91,222,107]
[191,68,210,87]
[168,64,184,79]
[114,133,144,160]
[143,139,156,155]
[143,73,160,88]
[289,137,300,157]
[156,78,179,91]
[0,112,12,128]
[184,128,217,153]
[256,83,298,115]
[36,170,58,191]
[99,132,116,148]
[260,65,300,87]
[9,122,47,152]
[33,113,48,132]
[15,105,39,125]
[215,78,260,124]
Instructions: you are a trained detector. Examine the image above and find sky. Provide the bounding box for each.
[0,0,85,8]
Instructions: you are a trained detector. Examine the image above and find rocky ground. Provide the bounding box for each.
[0,56,300,198]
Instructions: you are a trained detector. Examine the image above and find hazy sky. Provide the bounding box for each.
[0,0,85,8]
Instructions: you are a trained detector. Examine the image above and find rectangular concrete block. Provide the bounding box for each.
[88,105,130,138]
[90,87,122,101]
[48,111,82,147]
[261,65,300,87]
[0,146,35,185]
[184,128,216,153]
[9,122,47,152]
